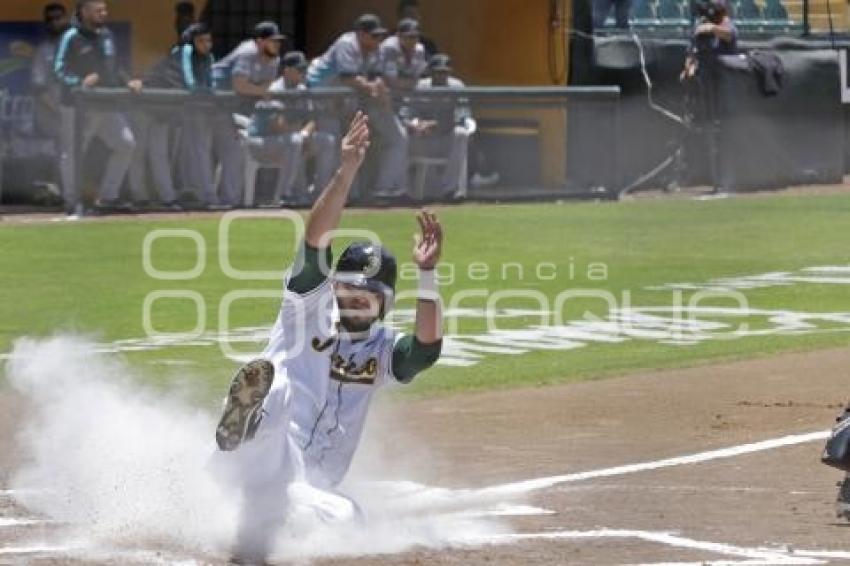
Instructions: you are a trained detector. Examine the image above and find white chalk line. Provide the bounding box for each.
[0,544,71,556]
[454,504,556,518]
[0,517,49,528]
[0,430,840,563]
[467,529,834,565]
[479,430,831,496]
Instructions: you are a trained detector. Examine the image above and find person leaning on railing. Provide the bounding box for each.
[307,14,410,201]
[379,18,429,95]
[165,22,222,209]
[208,22,285,209]
[255,51,341,208]
[54,0,143,216]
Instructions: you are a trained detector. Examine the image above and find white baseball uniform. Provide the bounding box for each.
[262,277,401,489]
[213,275,403,502]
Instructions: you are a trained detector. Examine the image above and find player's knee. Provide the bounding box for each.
[118,130,137,153]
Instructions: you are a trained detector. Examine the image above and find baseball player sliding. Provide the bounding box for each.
[212,112,443,563]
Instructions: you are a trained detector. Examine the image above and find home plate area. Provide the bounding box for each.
[4,347,850,564]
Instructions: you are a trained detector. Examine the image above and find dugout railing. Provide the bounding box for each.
[70,85,622,208]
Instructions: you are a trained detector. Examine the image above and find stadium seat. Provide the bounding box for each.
[233,114,294,207]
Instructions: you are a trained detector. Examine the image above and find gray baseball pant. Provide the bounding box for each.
[128,112,177,203]
[366,104,409,195]
[211,112,246,206]
[411,126,471,195]
[311,119,340,193]
[245,132,306,202]
[59,105,138,207]
[179,110,217,204]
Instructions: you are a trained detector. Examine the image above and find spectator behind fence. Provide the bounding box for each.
[210,22,284,208]
[128,22,215,211]
[55,0,143,215]
[680,0,737,193]
[307,14,410,200]
[397,0,439,58]
[32,3,69,146]
[405,54,475,201]
[259,51,340,206]
[380,18,429,94]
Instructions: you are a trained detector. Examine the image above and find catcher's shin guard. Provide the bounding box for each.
[215,359,275,451]
[837,476,850,521]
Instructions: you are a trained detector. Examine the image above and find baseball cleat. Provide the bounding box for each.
[216,359,275,451]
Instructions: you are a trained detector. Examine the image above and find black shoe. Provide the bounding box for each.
[215,359,275,452]
[65,203,84,217]
[204,203,236,211]
[279,197,311,209]
[440,189,465,202]
[94,199,136,214]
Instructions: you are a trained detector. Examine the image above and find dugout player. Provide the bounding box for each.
[379,18,429,93]
[128,23,215,211]
[406,54,476,200]
[272,51,340,204]
[171,23,221,207]
[55,0,143,214]
[209,22,285,208]
[307,14,411,199]
[31,3,68,148]
[212,112,443,563]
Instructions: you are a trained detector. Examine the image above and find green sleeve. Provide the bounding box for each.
[392,335,442,384]
[287,241,333,295]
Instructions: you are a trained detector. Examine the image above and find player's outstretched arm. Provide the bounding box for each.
[305,111,369,249]
[392,211,444,384]
[411,210,444,345]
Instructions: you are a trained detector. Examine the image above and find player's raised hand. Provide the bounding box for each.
[413,210,443,271]
[340,111,370,171]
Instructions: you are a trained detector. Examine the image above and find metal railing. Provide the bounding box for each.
[69,85,622,207]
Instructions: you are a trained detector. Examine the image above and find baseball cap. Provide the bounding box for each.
[282,51,308,71]
[397,18,420,37]
[354,13,388,37]
[254,21,286,41]
[428,53,452,72]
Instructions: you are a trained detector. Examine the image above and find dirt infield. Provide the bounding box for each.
[3,347,850,564]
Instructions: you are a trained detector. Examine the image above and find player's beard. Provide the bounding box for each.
[338,315,376,334]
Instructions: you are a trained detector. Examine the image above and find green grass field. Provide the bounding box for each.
[2,193,850,398]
